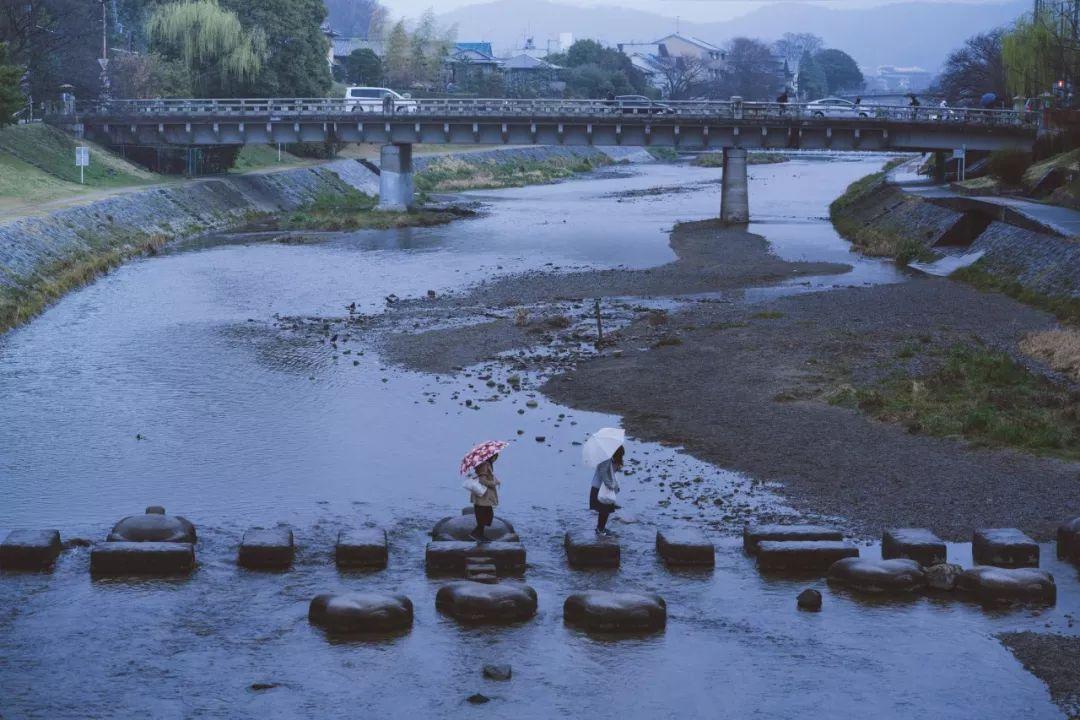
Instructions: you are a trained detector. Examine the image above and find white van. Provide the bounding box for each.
[344,87,418,114]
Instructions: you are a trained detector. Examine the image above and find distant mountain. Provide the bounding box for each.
[438,0,1028,73]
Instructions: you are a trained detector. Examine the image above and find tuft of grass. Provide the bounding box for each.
[751,310,784,319]
[283,188,468,231]
[229,144,305,172]
[852,344,1080,460]
[414,153,612,193]
[951,264,1080,325]
[646,147,678,161]
[1020,328,1080,381]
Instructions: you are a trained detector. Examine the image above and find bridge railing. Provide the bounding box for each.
[65,97,1037,128]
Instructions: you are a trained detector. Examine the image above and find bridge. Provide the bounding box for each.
[52,97,1038,221]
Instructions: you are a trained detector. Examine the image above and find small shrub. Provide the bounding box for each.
[751,310,783,320]
[987,150,1032,185]
[1020,329,1080,381]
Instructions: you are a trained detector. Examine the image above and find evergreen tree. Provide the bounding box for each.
[221,0,331,97]
[0,42,24,124]
[796,50,827,100]
[814,48,863,94]
[341,48,382,85]
[383,20,411,88]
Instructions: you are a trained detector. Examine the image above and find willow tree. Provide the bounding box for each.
[147,0,265,96]
[1003,11,1077,97]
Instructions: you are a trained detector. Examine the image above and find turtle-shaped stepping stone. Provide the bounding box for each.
[107,507,196,543]
[309,593,414,633]
[563,591,666,633]
[435,581,537,623]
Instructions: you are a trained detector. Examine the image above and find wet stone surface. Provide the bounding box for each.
[958,567,1057,605]
[1058,517,1080,561]
[565,531,620,568]
[882,528,947,567]
[425,541,526,575]
[436,581,538,623]
[742,524,843,554]
[563,591,667,633]
[335,528,388,569]
[973,529,1040,569]
[106,512,196,543]
[0,529,62,570]
[827,557,926,594]
[483,664,512,681]
[308,592,413,634]
[656,528,715,567]
[90,541,195,575]
[238,527,295,570]
[755,540,859,571]
[797,588,823,611]
[925,563,965,591]
[432,514,519,542]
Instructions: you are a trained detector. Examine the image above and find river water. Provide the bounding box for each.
[0,155,1075,719]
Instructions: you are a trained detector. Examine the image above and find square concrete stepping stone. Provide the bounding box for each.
[656,529,715,567]
[755,540,859,571]
[239,527,295,570]
[743,524,842,554]
[827,557,926,593]
[424,542,526,575]
[335,529,387,569]
[957,566,1056,605]
[972,529,1039,568]
[882,528,947,566]
[563,591,666,633]
[1057,517,1080,561]
[91,542,195,575]
[1,530,62,570]
[565,531,620,568]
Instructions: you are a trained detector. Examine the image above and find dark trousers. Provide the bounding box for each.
[589,486,614,530]
[473,504,493,530]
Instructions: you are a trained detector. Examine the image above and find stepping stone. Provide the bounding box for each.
[432,514,518,542]
[466,562,497,578]
[239,527,294,570]
[308,592,413,633]
[1057,516,1080,561]
[656,528,715,567]
[756,540,859,571]
[743,524,842,554]
[925,563,964,591]
[436,581,537,623]
[91,542,195,575]
[972,529,1039,568]
[1,530,62,570]
[425,542,526,575]
[335,529,387,569]
[957,566,1056,605]
[882,528,946,566]
[827,557,926,593]
[563,591,666,633]
[107,510,196,543]
[564,531,620,568]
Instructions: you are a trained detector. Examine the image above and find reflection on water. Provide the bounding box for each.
[0,156,1074,719]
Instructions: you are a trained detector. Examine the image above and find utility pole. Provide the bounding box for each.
[98,0,111,102]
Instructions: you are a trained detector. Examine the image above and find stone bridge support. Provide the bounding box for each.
[720,147,749,224]
[377,143,414,211]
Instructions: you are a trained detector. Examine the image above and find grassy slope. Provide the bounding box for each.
[230,144,307,173]
[0,124,157,187]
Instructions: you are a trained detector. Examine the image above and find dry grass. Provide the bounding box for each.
[1021,329,1080,381]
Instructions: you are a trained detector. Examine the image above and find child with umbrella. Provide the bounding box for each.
[460,440,508,542]
[583,427,626,536]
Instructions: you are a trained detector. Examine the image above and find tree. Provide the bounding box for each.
[1002,10,1077,98]
[147,0,265,96]
[815,48,863,94]
[937,29,1006,104]
[110,52,193,98]
[653,55,707,99]
[341,48,381,85]
[552,39,649,97]
[715,37,783,100]
[382,20,411,87]
[324,0,381,38]
[0,0,102,105]
[408,8,454,90]
[796,50,827,99]
[773,32,823,67]
[0,42,23,124]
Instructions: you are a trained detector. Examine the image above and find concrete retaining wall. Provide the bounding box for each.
[971,222,1080,297]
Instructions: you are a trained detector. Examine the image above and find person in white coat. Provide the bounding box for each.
[589,445,623,536]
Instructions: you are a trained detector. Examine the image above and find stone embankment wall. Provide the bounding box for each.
[412,145,651,172]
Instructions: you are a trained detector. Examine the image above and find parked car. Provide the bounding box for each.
[344,87,418,114]
[804,97,870,118]
[612,95,675,115]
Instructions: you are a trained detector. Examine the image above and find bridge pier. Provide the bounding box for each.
[720,147,749,224]
[377,143,414,211]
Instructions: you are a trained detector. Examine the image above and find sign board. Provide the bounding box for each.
[75,146,89,167]
[952,148,966,160]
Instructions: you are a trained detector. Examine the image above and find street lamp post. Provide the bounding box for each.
[98,0,111,102]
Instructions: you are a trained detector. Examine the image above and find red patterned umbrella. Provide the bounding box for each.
[460,440,508,475]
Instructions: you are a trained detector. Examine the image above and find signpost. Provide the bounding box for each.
[75,146,89,184]
[952,147,966,182]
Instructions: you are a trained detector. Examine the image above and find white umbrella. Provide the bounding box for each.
[582,427,626,468]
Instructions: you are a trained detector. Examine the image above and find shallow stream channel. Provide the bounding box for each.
[1,155,1076,719]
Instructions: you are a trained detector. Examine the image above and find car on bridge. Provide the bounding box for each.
[612,95,676,115]
[344,87,418,114]
[805,97,871,119]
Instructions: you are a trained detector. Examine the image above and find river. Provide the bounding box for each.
[0,155,1074,719]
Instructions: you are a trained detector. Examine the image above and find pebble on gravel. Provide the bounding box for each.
[957,566,1056,605]
[1057,516,1080,561]
[656,528,715,567]
[564,531,620,568]
[308,592,413,633]
[436,581,538,623]
[924,563,964,591]
[467,693,491,705]
[90,541,195,575]
[0,530,62,570]
[425,541,526,575]
[881,528,946,566]
[797,588,822,611]
[742,524,842,554]
[107,510,196,543]
[972,528,1039,568]
[563,590,666,633]
[432,514,519,542]
[238,527,295,570]
[755,540,859,571]
[335,529,388,569]
[827,557,926,593]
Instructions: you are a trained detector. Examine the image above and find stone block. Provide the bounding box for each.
[563,591,666,633]
[432,514,518,542]
[756,540,859,571]
[957,566,1056,605]
[656,529,715,567]
[425,542,526,575]
[308,592,413,633]
[107,512,196,543]
[239,527,294,570]
[436,581,537,623]
[827,557,926,593]
[972,529,1039,568]
[743,524,842,554]
[1057,517,1080,561]
[797,589,822,611]
[0,530,62,570]
[925,563,964,591]
[91,542,195,575]
[882,528,946,566]
[335,529,387,569]
[564,531,620,568]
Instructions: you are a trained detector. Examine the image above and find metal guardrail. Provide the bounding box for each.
[64,97,1037,128]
